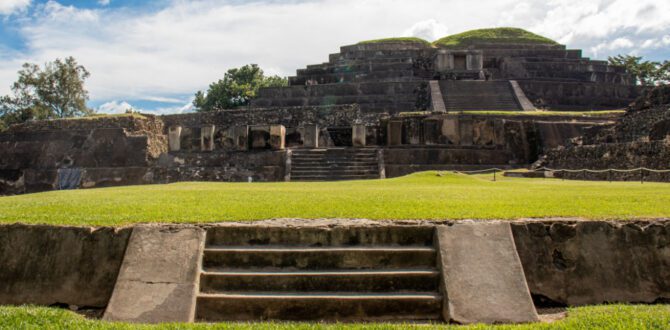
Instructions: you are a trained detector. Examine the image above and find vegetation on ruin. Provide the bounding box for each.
[193,64,288,112]
[1,171,669,226]
[608,55,670,86]
[1,304,669,329]
[0,56,93,130]
[433,28,558,48]
[357,37,431,45]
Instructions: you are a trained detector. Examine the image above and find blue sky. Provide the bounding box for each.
[0,0,669,114]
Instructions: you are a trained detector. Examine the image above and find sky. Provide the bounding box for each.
[0,0,668,115]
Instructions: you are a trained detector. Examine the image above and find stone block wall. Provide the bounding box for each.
[0,115,167,195]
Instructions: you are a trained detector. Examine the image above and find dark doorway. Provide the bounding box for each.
[454,55,466,70]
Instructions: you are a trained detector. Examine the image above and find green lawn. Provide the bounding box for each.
[0,172,668,226]
[1,305,669,329]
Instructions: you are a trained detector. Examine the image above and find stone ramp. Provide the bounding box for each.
[440,80,522,111]
[436,222,539,324]
[195,225,442,322]
[103,226,205,323]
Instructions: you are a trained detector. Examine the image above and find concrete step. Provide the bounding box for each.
[205,226,435,247]
[196,293,442,321]
[200,269,440,293]
[202,246,437,270]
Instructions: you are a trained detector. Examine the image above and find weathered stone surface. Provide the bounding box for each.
[302,125,319,148]
[168,126,182,151]
[512,221,670,305]
[269,125,286,150]
[104,226,205,323]
[0,224,131,307]
[436,222,539,324]
[352,124,366,147]
[200,125,215,152]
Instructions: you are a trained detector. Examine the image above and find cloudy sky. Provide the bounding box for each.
[0,0,668,114]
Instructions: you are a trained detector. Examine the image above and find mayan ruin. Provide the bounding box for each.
[0,1,668,328]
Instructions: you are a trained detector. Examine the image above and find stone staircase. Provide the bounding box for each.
[195,226,442,322]
[290,148,381,181]
[440,80,522,111]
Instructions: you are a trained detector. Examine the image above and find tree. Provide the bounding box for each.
[193,64,288,111]
[608,55,667,86]
[0,57,93,129]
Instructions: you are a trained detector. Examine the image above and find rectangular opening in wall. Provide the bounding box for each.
[454,55,467,70]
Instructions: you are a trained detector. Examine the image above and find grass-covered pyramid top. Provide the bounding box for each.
[356,28,558,48]
[357,37,431,46]
[433,27,558,48]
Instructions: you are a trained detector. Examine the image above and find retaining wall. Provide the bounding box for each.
[0,220,667,310]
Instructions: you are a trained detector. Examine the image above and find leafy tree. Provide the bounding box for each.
[608,55,667,86]
[193,64,288,111]
[0,57,93,129]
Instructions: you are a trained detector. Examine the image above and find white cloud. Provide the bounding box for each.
[98,100,134,114]
[98,0,111,6]
[97,99,194,115]
[402,19,448,41]
[1,0,669,113]
[0,0,30,15]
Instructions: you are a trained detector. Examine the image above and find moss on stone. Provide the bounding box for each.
[433,27,558,48]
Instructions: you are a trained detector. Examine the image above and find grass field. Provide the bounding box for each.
[0,172,668,226]
[1,305,668,329]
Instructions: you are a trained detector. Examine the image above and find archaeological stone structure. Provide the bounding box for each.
[1,219,668,323]
[0,28,645,194]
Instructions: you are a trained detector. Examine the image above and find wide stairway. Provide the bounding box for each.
[440,80,521,111]
[195,226,442,322]
[290,148,380,181]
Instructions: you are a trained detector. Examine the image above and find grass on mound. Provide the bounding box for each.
[433,27,558,48]
[0,172,669,226]
[357,37,431,45]
[1,304,669,329]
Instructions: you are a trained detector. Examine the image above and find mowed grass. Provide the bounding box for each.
[1,305,669,329]
[0,172,669,226]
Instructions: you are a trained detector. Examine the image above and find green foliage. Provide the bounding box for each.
[0,57,93,128]
[1,304,669,329]
[433,27,558,48]
[357,37,431,45]
[1,171,669,226]
[608,55,669,86]
[193,64,288,111]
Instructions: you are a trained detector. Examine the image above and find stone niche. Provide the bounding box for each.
[387,120,403,146]
[219,126,248,151]
[434,50,484,72]
[249,126,271,150]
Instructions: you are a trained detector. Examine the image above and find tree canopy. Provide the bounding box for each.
[608,55,669,86]
[0,57,93,129]
[193,64,288,112]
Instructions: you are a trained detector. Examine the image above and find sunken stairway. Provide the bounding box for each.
[290,148,381,181]
[195,226,442,322]
[440,80,522,111]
